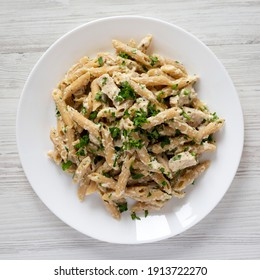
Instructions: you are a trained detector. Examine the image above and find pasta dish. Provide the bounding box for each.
[48,35,224,220]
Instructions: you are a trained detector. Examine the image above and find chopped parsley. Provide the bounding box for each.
[156,90,164,102]
[131,49,137,54]
[133,109,148,127]
[115,81,136,102]
[181,110,191,120]
[109,127,121,140]
[149,55,159,66]
[159,167,165,173]
[144,210,149,218]
[95,91,103,101]
[131,173,144,180]
[81,106,87,115]
[173,154,182,161]
[191,151,196,157]
[118,52,130,59]
[97,56,104,67]
[113,156,118,167]
[123,109,130,118]
[101,77,108,86]
[89,110,98,120]
[76,149,85,156]
[160,136,170,148]
[147,102,160,117]
[55,106,61,117]
[123,138,144,150]
[147,128,160,143]
[122,129,129,138]
[172,84,178,90]
[147,191,152,197]
[62,160,73,171]
[131,212,141,220]
[183,89,191,95]
[102,171,111,178]
[211,112,219,121]
[162,181,167,186]
[74,134,90,149]
[117,202,128,213]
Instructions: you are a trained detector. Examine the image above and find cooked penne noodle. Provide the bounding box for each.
[137,34,152,53]
[67,106,100,139]
[63,72,90,100]
[142,107,181,129]
[88,172,117,190]
[101,126,116,168]
[174,161,210,191]
[115,155,135,197]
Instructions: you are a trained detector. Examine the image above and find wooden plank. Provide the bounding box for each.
[0,0,260,260]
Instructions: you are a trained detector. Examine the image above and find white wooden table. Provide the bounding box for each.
[1,0,260,259]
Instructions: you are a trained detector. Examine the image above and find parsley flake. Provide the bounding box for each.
[149,55,159,66]
[102,77,107,86]
[118,52,130,59]
[131,212,141,220]
[109,127,121,140]
[172,84,178,90]
[89,111,98,120]
[131,173,144,180]
[115,81,136,102]
[173,154,182,161]
[117,202,128,213]
[62,160,73,171]
[74,134,90,149]
[97,56,104,67]
[160,136,170,148]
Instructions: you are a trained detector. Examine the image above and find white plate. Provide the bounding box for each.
[17,16,244,244]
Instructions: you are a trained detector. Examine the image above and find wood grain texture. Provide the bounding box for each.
[0,0,260,260]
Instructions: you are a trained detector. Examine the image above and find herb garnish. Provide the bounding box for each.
[89,111,98,120]
[95,91,103,102]
[131,212,141,220]
[101,77,107,86]
[172,84,178,90]
[131,173,144,180]
[117,202,128,213]
[109,127,121,140]
[147,102,160,117]
[211,112,219,121]
[149,55,159,66]
[115,81,136,102]
[160,136,170,148]
[123,138,144,150]
[81,106,87,115]
[118,52,130,59]
[181,110,191,120]
[62,160,73,171]
[55,106,61,117]
[97,56,104,67]
[133,109,148,127]
[173,154,182,161]
[183,89,191,95]
[74,134,90,149]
